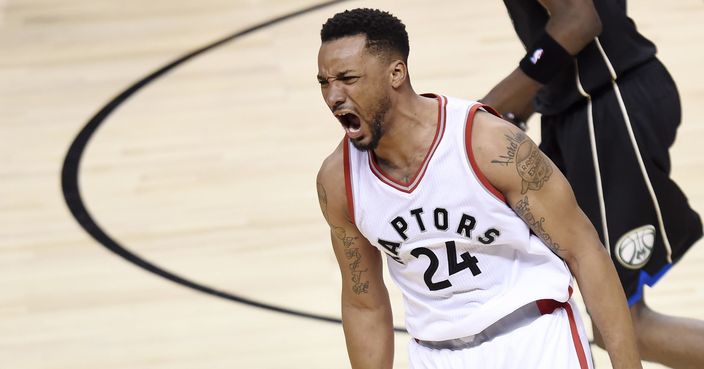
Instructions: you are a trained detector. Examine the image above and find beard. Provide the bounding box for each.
[350,95,391,152]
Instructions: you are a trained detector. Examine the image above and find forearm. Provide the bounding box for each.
[481,68,539,119]
[341,300,394,369]
[569,246,642,369]
[485,0,602,119]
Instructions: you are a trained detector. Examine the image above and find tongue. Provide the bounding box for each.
[346,125,363,139]
[342,114,363,139]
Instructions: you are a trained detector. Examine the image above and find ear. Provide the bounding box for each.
[389,60,407,88]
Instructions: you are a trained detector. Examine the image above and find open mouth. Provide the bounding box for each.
[336,112,362,134]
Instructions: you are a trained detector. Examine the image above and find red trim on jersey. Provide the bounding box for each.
[536,286,573,314]
[535,299,561,315]
[464,104,507,203]
[368,94,447,193]
[564,302,590,369]
[342,139,355,224]
[535,298,589,369]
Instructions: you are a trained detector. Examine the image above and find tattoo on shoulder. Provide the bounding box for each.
[515,138,552,194]
[316,182,329,222]
[491,130,527,166]
[332,226,369,295]
[513,196,563,255]
[491,130,552,194]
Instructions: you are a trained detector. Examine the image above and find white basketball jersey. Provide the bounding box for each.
[343,95,573,341]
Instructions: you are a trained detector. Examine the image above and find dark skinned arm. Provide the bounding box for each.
[472,111,642,368]
[482,0,602,122]
[316,142,394,369]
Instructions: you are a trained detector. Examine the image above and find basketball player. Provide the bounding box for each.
[315,8,641,369]
[481,1,704,367]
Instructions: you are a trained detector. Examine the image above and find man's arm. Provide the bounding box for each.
[316,143,394,369]
[482,0,602,121]
[472,111,642,369]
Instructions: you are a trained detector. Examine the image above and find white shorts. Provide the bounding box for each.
[408,299,593,369]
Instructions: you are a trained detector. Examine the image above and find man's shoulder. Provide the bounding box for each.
[316,139,352,223]
[469,110,531,193]
[317,140,345,184]
[471,110,514,149]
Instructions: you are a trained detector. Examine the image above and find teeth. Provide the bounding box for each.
[335,111,361,134]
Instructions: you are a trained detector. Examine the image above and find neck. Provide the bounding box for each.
[373,93,439,172]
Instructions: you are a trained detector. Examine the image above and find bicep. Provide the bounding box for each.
[329,223,387,304]
[507,160,600,262]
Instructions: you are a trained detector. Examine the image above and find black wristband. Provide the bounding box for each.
[519,31,573,85]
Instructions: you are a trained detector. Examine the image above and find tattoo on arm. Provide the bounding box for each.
[515,138,553,194]
[316,182,329,222]
[318,183,369,294]
[491,130,527,166]
[332,226,369,294]
[513,195,563,254]
[492,130,553,194]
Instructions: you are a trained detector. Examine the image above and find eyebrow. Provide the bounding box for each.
[317,70,357,81]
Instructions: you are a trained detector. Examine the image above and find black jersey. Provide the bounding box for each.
[503,0,657,115]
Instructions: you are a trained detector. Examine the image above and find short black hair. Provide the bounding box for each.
[320,8,409,62]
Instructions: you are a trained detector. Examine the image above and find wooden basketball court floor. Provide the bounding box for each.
[2,0,703,368]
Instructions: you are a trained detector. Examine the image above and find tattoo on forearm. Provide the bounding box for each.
[316,182,329,222]
[513,196,563,254]
[493,130,553,194]
[332,224,369,295]
[491,131,527,166]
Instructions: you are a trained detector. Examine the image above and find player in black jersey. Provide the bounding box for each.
[482,0,704,367]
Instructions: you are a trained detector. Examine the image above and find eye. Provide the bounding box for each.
[340,76,360,84]
[317,78,329,86]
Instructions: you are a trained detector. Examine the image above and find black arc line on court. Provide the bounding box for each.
[61,0,407,333]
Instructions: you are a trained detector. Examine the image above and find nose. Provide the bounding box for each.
[324,82,346,111]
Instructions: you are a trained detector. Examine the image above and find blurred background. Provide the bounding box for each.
[1,0,702,368]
